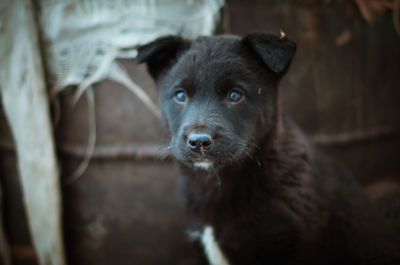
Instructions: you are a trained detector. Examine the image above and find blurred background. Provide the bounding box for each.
[0,0,399,264]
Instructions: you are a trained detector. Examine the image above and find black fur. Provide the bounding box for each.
[137,33,400,265]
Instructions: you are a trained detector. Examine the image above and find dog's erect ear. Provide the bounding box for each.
[242,32,296,76]
[136,36,190,80]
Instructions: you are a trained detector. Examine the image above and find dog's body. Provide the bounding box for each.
[137,33,399,265]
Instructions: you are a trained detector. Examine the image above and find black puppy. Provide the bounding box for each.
[137,33,399,265]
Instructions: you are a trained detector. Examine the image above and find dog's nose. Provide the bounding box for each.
[187,133,212,151]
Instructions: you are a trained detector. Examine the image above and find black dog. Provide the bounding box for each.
[137,33,399,265]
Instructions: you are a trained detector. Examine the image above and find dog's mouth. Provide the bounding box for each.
[180,151,217,170]
[192,160,214,170]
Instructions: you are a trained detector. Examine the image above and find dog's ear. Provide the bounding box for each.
[136,36,190,80]
[242,32,296,76]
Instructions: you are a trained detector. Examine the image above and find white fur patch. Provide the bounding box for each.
[201,226,230,265]
[194,161,213,170]
[186,230,201,241]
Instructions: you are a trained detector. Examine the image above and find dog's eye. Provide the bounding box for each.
[228,89,244,103]
[175,90,187,103]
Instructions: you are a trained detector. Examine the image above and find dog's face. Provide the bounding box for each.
[137,33,296,170]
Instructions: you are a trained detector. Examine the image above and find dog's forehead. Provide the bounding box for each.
[169,35,250,83]
[186,35,241,62]
[193,35,240,51]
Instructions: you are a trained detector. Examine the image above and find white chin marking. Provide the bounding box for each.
[194,161,213,170]
[201,226,230,265]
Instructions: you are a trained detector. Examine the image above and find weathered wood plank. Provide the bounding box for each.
[0,181,11,265]
[0,1,66,265]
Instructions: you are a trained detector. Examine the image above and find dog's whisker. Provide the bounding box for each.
[242,147,261,167]
[210,167,222,190]
[159,145,174,161]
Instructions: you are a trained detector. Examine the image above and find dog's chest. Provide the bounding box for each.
[199,226,231,265]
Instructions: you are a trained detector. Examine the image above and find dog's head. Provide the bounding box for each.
[137,33,296,170]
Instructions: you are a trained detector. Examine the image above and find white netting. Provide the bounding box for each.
[39,0,224,110]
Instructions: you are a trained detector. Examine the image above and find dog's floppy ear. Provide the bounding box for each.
[136,36,190,80]
[242,32,296,76]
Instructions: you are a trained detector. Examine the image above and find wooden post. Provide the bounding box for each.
[0,1,66,265]
[0,181,11,265]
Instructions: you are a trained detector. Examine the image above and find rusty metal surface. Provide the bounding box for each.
[55,63,166,147]
[320,135,400,185]
[228,0,400,136]
[61,158,195,265]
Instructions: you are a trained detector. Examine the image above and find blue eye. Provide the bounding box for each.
[175,90,187,103]
[228,89,243,103]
